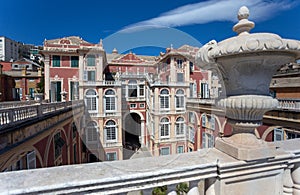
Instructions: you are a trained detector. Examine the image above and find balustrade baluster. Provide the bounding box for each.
[292,162,300,194]
[283,165,294,195]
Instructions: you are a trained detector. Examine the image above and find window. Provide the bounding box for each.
[128,80,137,97]
[52,55,60,67]
[70,81,79,101]
[188,112,195,123]
[50,81,61,102]
[130,103,137,108]
[202,132,206,148]
[202,114,206,127]
[287,132,300,139]
[87,71,96,81]
[189,127,195,143]
[274,128,284,141]
[208,134,214,148]
[106,152,117,161]
[160,89,169,109]
[177,73,184,82]
[202,133,214,148]
[160,117,170,138]
[54,132,65,159]
[177,146,184,153]
[139,84,145,96]
[87,55,95,66]
[26,151,36,169]
[201,82,210,99]
[190,62,194,72]
[105,89,116,111]
[86,122,98,143]
[175,89,185,109]
[71,56,79,67]
[189,82,197,98]
[72,122,77,139]
[85,89,98,112]
[160,147,170,156]
[210,116,215,130]
[176,117,185,135]
[177,59,183,68]
[105,120,117,141]
[140,103,145,108]
[29,88,35,98]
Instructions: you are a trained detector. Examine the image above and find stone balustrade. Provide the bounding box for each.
[1,138,300,194]
[0,100,84,128]
[278,99,300,111]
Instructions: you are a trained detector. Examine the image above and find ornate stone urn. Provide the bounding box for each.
[196,6,300,160]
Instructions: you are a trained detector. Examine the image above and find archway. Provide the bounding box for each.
[123,113,141,153]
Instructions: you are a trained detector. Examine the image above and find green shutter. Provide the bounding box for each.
[53,55,60,67]
[56,82,61,101]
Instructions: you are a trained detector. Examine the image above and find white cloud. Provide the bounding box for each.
[123,0,295,32]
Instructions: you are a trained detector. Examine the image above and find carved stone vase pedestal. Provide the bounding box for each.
[196,6,300,161]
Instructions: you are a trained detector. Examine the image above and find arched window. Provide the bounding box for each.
[160,89,169,109]
[86,121,98,143]
[175,89,185,109]
[160,117,170,138]
[104,89,116,112]
[105,120,117,142]
[176,117,185,135]
[85,89,98,112]
[128,80,138,97]
[189,126,195,143]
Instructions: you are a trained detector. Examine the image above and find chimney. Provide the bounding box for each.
[22,66,27,76]
[38,67,42,76]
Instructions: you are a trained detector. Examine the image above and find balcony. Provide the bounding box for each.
[1,139,300,194]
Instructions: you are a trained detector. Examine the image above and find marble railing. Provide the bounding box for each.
[0,100,84,128]
[0,100,39,109]
[1,139,300,194]
[278,99,300,111]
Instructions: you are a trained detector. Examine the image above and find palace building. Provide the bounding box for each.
[42,36,222,161]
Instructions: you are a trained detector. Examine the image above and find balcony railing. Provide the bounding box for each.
[0,100,84,129]
[1,139,300,194]
[277,99,300,111]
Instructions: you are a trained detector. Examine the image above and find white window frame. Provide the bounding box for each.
[106,152,117,161]
[160,117,170,138]
[85,89,98,113]
[160,147,170,156]
[274,128,284,141]
[176,117,185,136]
[86,122,98,144]
[27,151,36,169]
[189,126,195,143]
[130,103,137,108]
[202,114,206,127]
[175,89,185,110]
[104,89,116,113]
[105,120,117,142]
[160,89,170,110]
[177,146,184,154]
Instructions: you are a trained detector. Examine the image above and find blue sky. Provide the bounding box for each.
[1,0,300,55]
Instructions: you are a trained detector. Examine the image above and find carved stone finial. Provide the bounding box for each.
[233,6,255,35]
[99,39,103,48]
[238,6,249,20]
